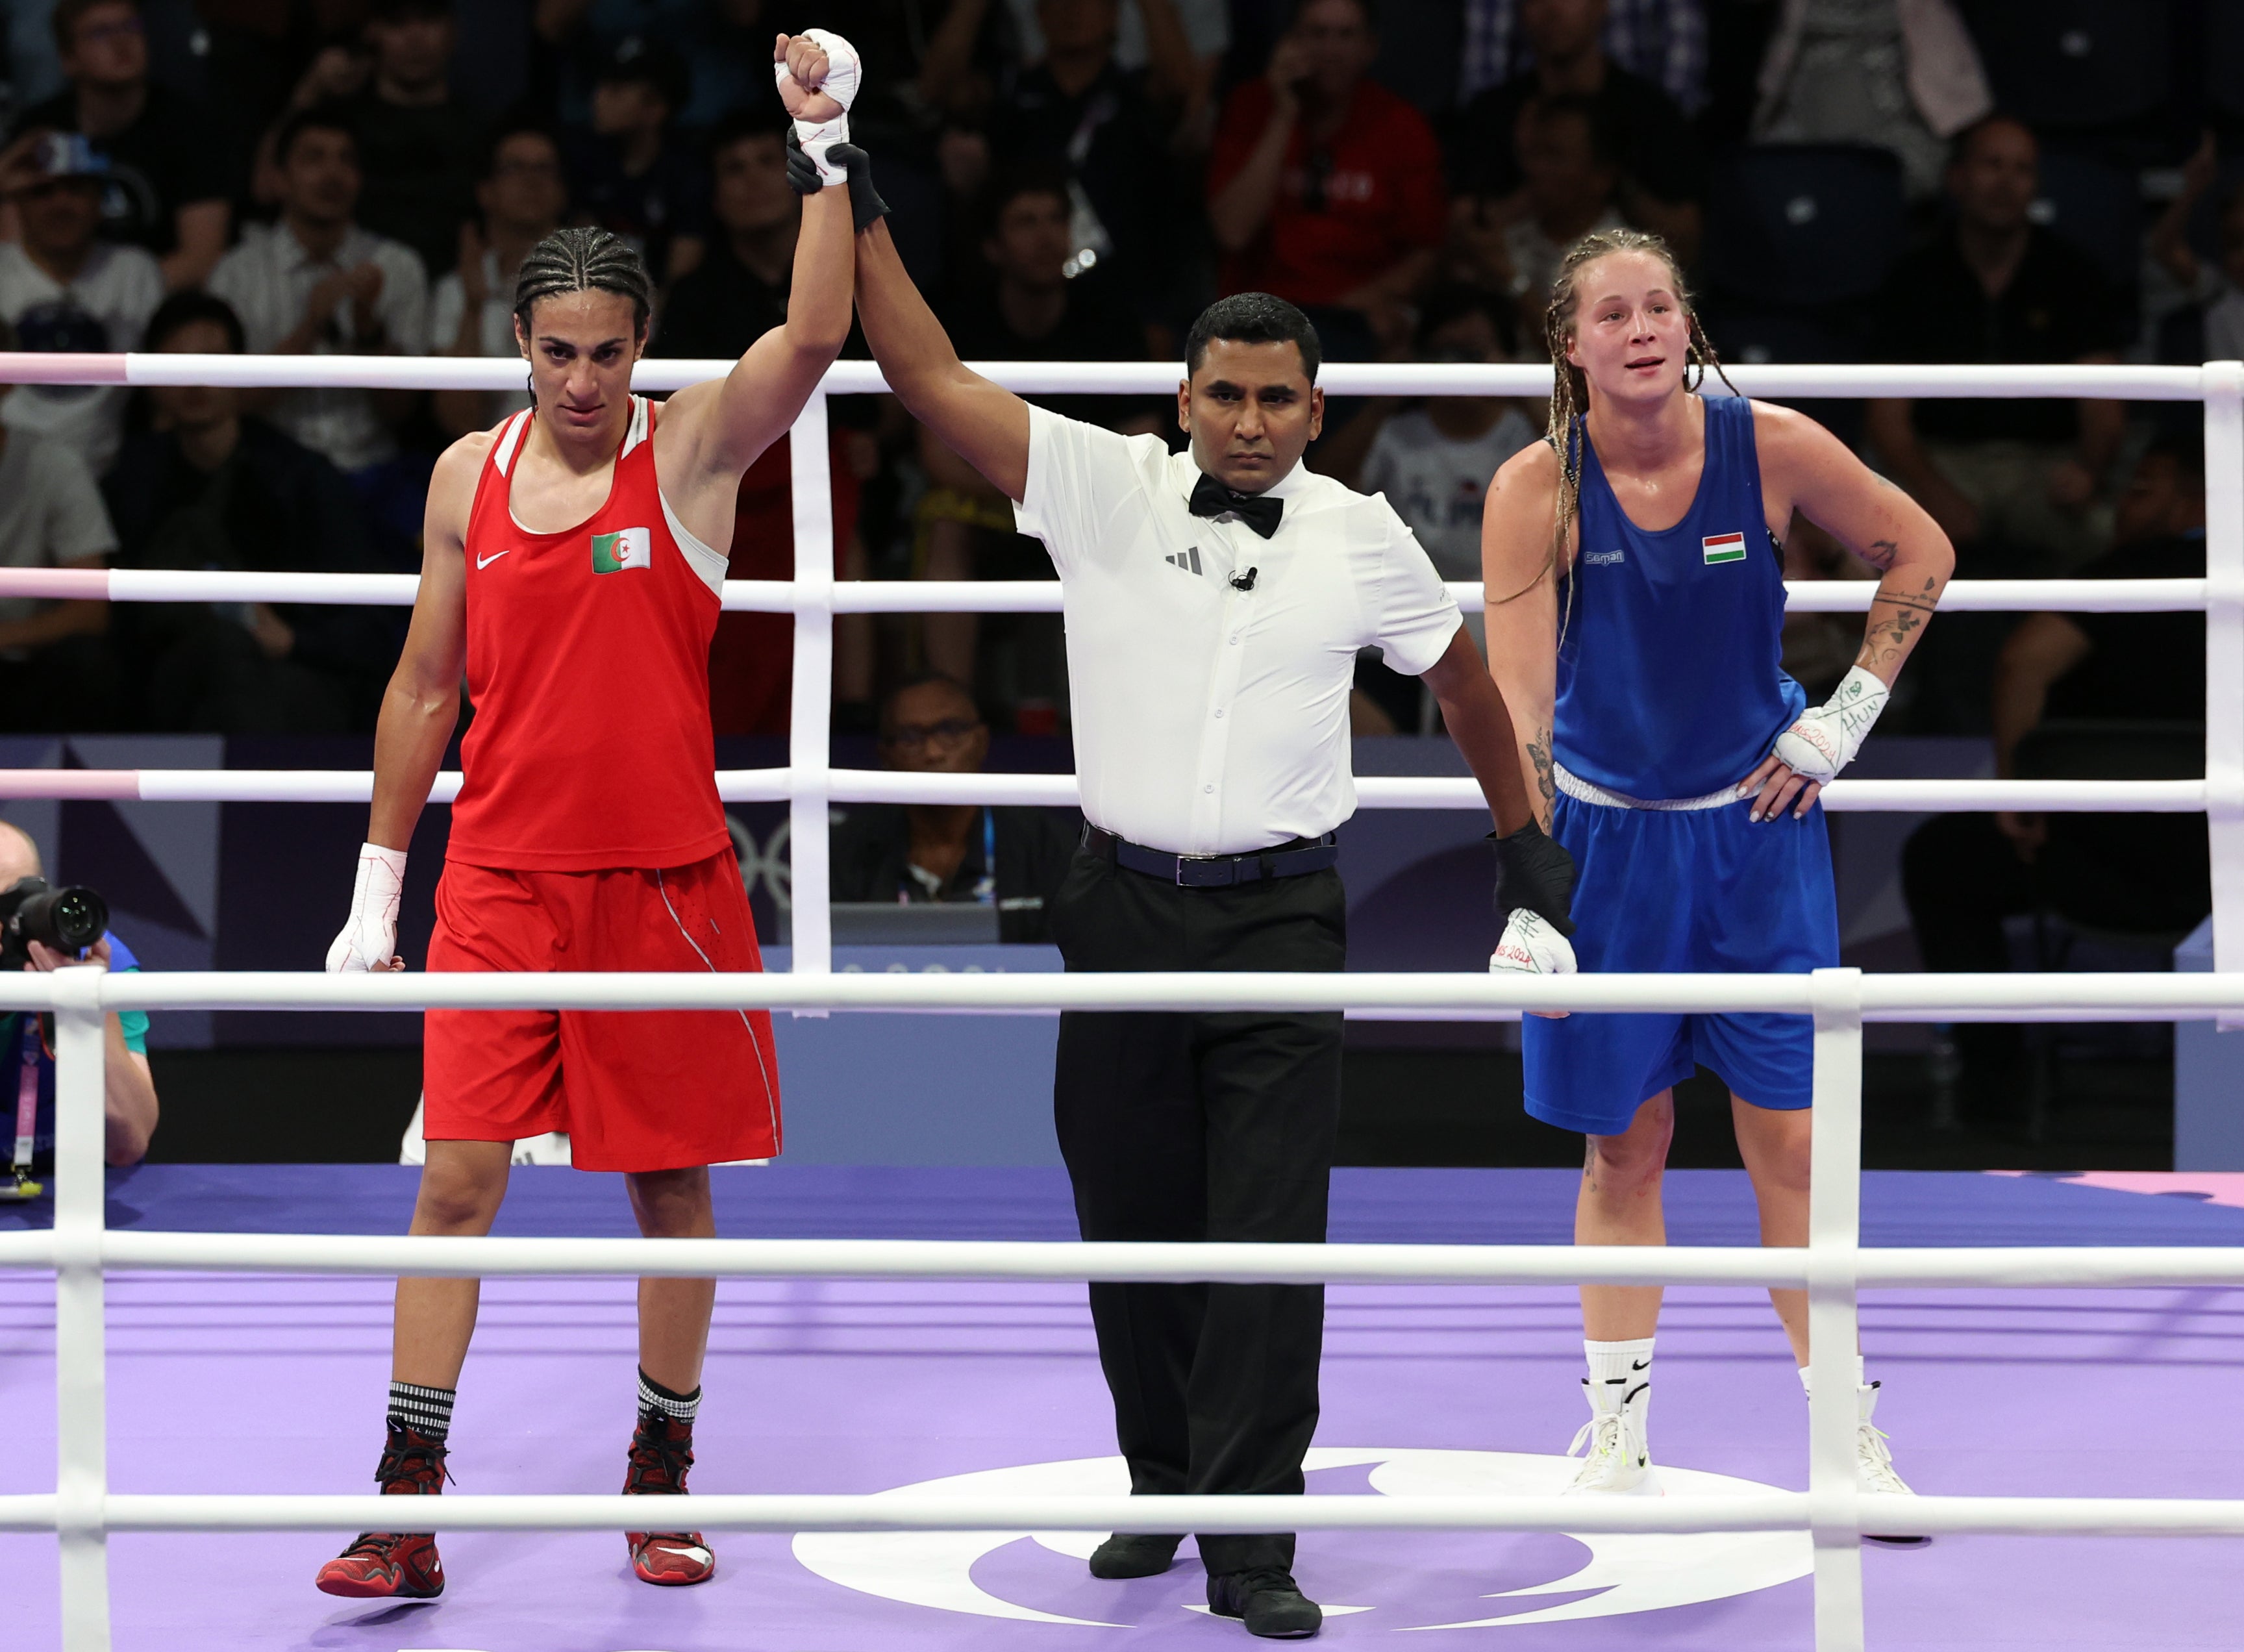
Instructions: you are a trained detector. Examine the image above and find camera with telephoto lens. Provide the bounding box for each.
[0,877,108,973]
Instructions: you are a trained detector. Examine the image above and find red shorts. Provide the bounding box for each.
[423,849,781,1171]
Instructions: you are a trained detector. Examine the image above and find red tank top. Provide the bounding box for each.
[447,395,733,871]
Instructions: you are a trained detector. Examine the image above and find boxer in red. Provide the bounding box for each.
[312,30,862,1602]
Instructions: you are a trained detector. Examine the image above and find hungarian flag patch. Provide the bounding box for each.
[592,526,653,574]
[1702,531,1747,564]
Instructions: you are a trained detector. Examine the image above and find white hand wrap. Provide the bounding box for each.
[326,842,406,973]
[1490,909,1577,978]
[1770,665,1890,785]
[777,27,862,187]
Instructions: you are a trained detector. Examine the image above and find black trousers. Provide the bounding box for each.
[1047,846,1345,1577]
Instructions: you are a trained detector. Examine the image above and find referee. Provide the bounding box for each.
[838,147,1575,1640]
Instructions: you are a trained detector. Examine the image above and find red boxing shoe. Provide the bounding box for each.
[315,1423,449,1599]
[624,1414,714,1586]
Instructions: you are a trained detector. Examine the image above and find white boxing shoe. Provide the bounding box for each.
[1564,1380,1662,1496]
[1856,1381,1926,1544]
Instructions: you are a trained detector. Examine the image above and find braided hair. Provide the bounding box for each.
[1499,228,1739,638]
[512,226,654,339]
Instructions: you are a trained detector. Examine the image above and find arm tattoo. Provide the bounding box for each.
[1526,725,1556,811]
[1860,537,1901,571]
[1855,573,1944,671]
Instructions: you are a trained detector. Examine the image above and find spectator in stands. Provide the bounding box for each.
[829,672,1080,943]
[919,160,1158,699]
[103,291,394,734]
[653,103,793,360]
[2152,135,2244,365]
[988,0,1175,323]
[4,0,229,288]
[0,129,162,474]
[563,34,705,285]
[1361,287,1537,605]
[1751,0,1990,202]
[0,316,121,733]
[1449,0,1702,266]
[430,123,567,438]
[1865,116,2125,573]
[342,0,486,281]
[1458,0,1709,114]
[208,105,431,494]
[1208,0,1446,357]
[1005,0,1227,127]
[1466,93,1625,325]
[1900,441,2210,1120]
[538,0,777,134]
[0,818,159,1171]
[648,106,871,736]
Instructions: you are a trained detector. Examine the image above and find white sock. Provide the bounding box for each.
[1798,1355,1871,1399]
[1584,1337,1654,1406]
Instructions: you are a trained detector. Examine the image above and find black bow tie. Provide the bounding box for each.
[1189,473,1284,540]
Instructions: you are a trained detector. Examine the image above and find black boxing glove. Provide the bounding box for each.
[784,127,823,199]
[830,142,889,234]
[1489,818,1578,937]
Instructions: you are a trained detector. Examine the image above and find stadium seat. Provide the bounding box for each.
[1704,144,1906,309]
[1963,0,2172,135]
[2027,149,2145,297]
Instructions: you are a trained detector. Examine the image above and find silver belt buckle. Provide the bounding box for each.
[1175,855,1208,886]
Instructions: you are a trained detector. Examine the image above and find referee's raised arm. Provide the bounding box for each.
[849,207,1033,503]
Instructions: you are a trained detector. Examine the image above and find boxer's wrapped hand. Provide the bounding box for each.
[1489,820,1577,1011]
[774,28,862,188]
[326,842,405,973]
[1770,665,1888,786]
[1490,818,1577,936]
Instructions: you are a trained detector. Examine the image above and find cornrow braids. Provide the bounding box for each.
[512,226,654,338]
[1495,227,1739,645]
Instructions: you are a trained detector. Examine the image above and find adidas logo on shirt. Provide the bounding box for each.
[1165,545,1203,575]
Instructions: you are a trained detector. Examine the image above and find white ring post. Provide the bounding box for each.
[2202,364,2244,1018]
[49,965,110,1652]
[787,394,836,994]
[1806,966,1865,1652]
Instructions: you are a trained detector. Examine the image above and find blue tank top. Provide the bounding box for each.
[1553,394,1805,799]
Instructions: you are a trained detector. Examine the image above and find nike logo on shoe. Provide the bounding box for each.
[653,1542,712,1566]
[475,549,512,569]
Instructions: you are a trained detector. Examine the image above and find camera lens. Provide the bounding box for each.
[51,888,104,952]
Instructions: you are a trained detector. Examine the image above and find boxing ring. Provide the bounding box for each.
[1,355,2242,1651]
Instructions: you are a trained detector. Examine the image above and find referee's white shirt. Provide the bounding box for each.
[1014,406,1463,857]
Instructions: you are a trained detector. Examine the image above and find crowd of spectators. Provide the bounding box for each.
[0,0,2233,755]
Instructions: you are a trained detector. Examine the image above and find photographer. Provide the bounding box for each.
[0,820,156,1175]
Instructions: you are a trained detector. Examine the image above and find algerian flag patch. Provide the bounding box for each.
[592,526,652,573]
[1702,531,1747,564]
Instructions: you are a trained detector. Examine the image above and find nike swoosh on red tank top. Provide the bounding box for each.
[448,395,734,871]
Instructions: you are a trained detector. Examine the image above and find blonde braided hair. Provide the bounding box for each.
[1499,229,1739,638]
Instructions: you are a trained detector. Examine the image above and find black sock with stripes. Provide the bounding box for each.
[638,1369,701,1429]
[387,1380,456,1444]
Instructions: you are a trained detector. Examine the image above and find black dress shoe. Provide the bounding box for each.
[1207,1567,1322,1638]
[1088,1532,1184,1579]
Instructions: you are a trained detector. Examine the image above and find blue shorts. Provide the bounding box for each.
[1522,790,1839,1135]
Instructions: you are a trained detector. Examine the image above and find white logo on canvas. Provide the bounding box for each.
[792,1446,1811,1629]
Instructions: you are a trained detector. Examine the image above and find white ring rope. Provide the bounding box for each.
[0,351,2227,399]
[0,566,2219,614]
[9,355,2243,1652]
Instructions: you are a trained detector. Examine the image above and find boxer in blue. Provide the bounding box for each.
[1481,229,1955,1519]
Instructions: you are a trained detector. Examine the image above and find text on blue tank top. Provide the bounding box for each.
[1553,395,1807,799]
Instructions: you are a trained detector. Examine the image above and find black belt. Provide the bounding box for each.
[1082,824,1339,888]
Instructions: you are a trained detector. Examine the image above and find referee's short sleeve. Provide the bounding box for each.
[1372,507,1464,676]
[1012,405,1151,577]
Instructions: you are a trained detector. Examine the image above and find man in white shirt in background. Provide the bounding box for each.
[209,103,430,486]
[1361,285,1538,647]
[0,131,162,473]
[430,121,567,438]
[841,136,1578,1637]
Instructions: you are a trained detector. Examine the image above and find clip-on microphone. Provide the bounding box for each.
[1230,566,1258,592]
